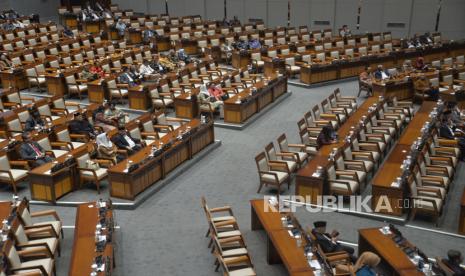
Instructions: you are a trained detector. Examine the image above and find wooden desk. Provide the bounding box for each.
[28,145,89,203]
[250,199,314,275]
[264,59,285,78]
[358,228,424,276]
[69,203,114,276]
[45,73,67,97]
[0,201,12,220]
[300,64,338,85]
[83,20,102,34]
[181,39,199,55]
[296,97,379,204]
[63,14,78,29]
[0,69,28,90]
[88,79,108,104]
[459,188,465,235]
[371,102,436,216]
[223,76,287,124]
[128,29,142,44]
[174,93,199,119]
[108,119,214,200]
[232,51,251,69]
[128,85,151,110]
[372,79,412,101]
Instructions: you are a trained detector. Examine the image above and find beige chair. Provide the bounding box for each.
[276,133,309,167]
[333,88,357,110]
[264,143,297,174]
[334,150,367,187]
[412,166,446,200]
[284,57,300,78]
[326,162,360,196]
[55,127,87,149]
[215,253,256,276]
[312,105,339,130]
[201,196,237,240]
[416,154,450,189]
[36,135,70,158]
[0,153,29,194]
[12,218,60,258]
[76,152,110,193]
[107,78,128,102]
[17,199,63,239]
[150,86,174,109]
[25,67,46,92]
[3,239,55,276]
[298,128,319,156]
[127,125,156,146]
[408,174,443,226]
[328,94,353,115]
[341,142,375,174]
[255,152,291,194]
[321,99,347,123]
[65,74,87,100]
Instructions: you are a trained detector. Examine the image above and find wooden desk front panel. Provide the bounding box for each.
[88,83,106,104]
[191,123,214,156]
[29,168,74,203]
[271,78,287,100]
[371,185,405,216]
[0,71,28,90]
[310,68,338,84]
[174,97,197,119]
[257,89,273,110]
[224,101,257,124]
[84,21,101,34]
[339,64,366,78]
[163,142,190,175]
[46,75,67,97]
[459,188,465,235]
[232,52,250,69]
[129,88,151,110]
[129,31,142,44]
[295,175,324,205]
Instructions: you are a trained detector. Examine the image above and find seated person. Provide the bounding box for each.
[80,65,97,81]
[446,102,464,129]
[24,108,45,131]
[139,61,160,80]
[317,124,337,147]
[207,83,228,101]
[414,57,428,71]
[373,65,390,80]
[90,64,105,78]
[149,55,166,74]
[115,18,126,37]
[439,112,465,160]
[312,221,356,262]
[414,76,439,100]
[112,126,144,155]
[69,112,97,139]
[93,105,116,132]
[198,85,224,119]
[118,67,138,86]
[359,67,373,95]
[339,25,351,37]
[248,39,261,50]
[443,250,465,276]
[96,132,118,163]
[63,26,74,38]
[177,49,190,64]
[143,29,155,43]
[19,131,53,167]
[104,101,129,127]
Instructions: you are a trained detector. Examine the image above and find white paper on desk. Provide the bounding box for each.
[98,235,107,242]
[97,264,105,272]
[391,182,400,188]
[43,170,51,175]
[288,230,294,237]
[309,260,321,269]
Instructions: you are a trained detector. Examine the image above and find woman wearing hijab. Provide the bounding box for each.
[198,84,224,119]
[96,132,117,163]
[415,57,427,71]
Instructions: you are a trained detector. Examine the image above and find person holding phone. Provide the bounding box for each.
[312,221,357,262]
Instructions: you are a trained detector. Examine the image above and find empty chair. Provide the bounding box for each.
[255,152,291,194]
[3,239,55,276]
[277,133,309,167]
[0,153,29,194]
[326,161,361,196]
[408,174,443,226]
[76,152,110,193]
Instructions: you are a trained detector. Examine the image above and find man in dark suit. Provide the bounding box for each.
[19,131,53,167]
[68,112,96,139]
[312,221,356,262]
[24,109,45,131]
[373,65,390,80]
[443,250,465,276]
[112,126,144,155]
[439,111,465,161]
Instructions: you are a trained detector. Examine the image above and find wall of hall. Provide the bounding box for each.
[9,0,465,40]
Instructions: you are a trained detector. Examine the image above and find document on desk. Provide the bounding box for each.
[309,259,321,269]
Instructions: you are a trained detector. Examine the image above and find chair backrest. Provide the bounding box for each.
[37,103,52,117]
[76,153,90,169]
[265,143,277,161]
[8,118,22,132]
[37,137,52,151]
[436,257,455,276]
[443,57,453,66]
[456,55,464,64]
[56,129,71,142]
[142,120,155,132]
[0,155,11,171]
[443,75,453,85]
[255,152,269,172]
[277,134,289,152]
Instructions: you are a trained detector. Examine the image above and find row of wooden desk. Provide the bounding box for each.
[295,97,379,204]
[251,199,428,275]
[174,76,288,124]
[69,202,115,276]
[371,102,436,216]
[107,119,214,200]
[250,199,315,276]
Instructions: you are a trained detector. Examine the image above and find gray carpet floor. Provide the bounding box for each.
[2,79,465,275]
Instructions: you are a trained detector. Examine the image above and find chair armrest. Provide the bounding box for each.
[30,209,61,221]
[9,160,30,170]
[141,131,159,138]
